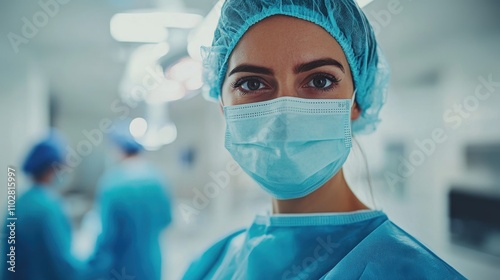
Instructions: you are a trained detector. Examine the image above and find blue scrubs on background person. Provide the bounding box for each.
[86,122,172,280]
[1,130,84,280]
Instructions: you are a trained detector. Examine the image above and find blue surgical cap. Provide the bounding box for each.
[22,130,66,178]
[110,120,143,154]
[202,0,390,133]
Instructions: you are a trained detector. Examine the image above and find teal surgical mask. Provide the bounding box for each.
[223,94,355,199]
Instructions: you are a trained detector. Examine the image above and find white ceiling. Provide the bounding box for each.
[1,0,499,121]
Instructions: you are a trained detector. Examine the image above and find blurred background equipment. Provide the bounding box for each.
[1,0,500,279]
[448,143,500,258]
[449,188,500,258]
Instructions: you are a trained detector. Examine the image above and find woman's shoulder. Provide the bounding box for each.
[182,229,246,280]
[323,219,466,279]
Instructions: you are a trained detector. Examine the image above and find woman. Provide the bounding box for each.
[184,0,465,279]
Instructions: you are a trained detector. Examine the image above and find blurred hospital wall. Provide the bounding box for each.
[356,1,500,279]
[0,49,50,194]
[1,0,500,279]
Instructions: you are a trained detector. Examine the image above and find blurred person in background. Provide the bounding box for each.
[182,0,465,279]
[85,121,173,280]
[1,130,84,280]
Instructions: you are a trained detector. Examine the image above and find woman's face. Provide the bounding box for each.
[221,15,360,119]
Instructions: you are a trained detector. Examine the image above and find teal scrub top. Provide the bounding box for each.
[86,159,172,280]
[183,210,465,280]
[2,186,83,280]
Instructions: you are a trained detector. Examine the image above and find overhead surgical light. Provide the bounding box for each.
[146,79,185,104]
[110,14,168,43]
[129,117,148,138]
[110,12,203,43]
[127,43,169,79]
[135,103,178,150]
[119,43,172,105]
[139,123,178,150]
[158,123,178,146]
[187,0,224,61]
[166,57,203,91]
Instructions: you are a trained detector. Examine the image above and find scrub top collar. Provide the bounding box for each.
[254,209,386,227]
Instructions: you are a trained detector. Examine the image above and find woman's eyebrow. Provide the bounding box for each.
[294,58,345,74]
[228,64,274,76]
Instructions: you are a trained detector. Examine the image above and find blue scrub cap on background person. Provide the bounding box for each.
[202,0,390,133]
[22,129,67,178]
[110,120,143,154]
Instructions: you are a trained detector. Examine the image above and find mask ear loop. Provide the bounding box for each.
[351,89,357,109]
[218,92,226,115]
[218,86,226,107]
[349,88,378,210]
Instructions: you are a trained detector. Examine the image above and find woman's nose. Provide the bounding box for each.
[275,77,298,99]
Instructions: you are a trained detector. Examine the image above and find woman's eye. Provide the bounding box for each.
[240,79,266,91]
[307,76,333,89]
